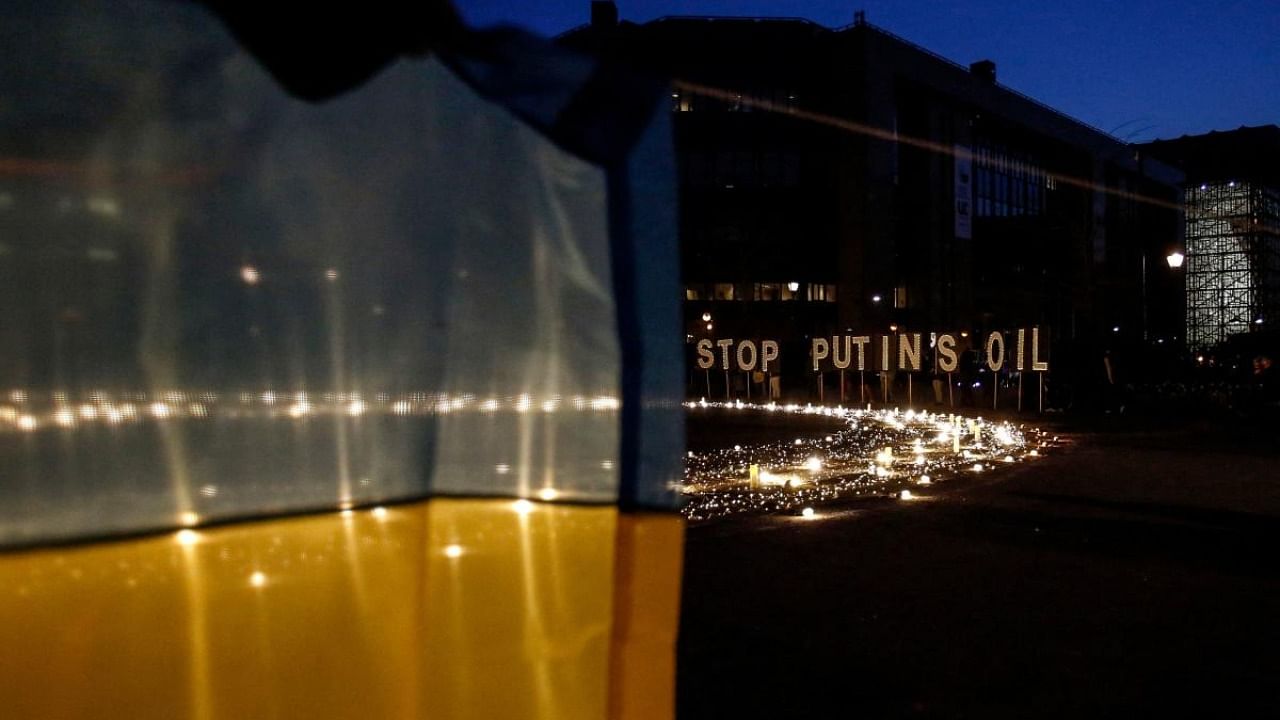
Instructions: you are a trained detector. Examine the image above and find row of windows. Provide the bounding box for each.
[972,142,1054,218]
[681,150,802,189]
[672,87,799,113]
[685,283,837,302]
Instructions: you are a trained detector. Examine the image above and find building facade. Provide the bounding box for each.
[564,3,1184,399]
[1141,126,1280,351]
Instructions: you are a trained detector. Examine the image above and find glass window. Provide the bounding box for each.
[894,286,908,309]
[714,283,736,301]
[734,151,756,188]
[783,153,800,187]
[716,151,735,188]
[761,152,782,186]
[687,152,709,187]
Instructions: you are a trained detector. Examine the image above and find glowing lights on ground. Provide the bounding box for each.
[347,400,366,417]
[249,571,267,588]
[804,456,823,473]
[758,470,800,487]
[994,426,1017,446]
[900,490,915,500]
[682,400,1051,522]
[179,511,200,527]
[443,544,464,559]
[175,529,199,546]
[538,487,559,502]
[801,507,816,518]
[240,265,260,285]
[371,506,388,520]
[512,499,535,515]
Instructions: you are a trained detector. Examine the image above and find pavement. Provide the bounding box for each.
[676,415,1280,718]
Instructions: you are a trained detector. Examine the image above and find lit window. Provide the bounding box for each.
[755,283,779,301]
[713,283,735,301]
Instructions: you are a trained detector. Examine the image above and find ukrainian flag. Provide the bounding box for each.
[0,2,684,718]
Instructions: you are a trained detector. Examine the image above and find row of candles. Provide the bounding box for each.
[681,400,1053,521]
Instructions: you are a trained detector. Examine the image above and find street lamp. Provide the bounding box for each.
[1143,250,1186,344]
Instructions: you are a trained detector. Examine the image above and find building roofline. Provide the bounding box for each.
[566,12,1126,147]
[850,21,1126,147]
[647,15,825,26]
[558,9,1181,183]
[1145,124,1280,144]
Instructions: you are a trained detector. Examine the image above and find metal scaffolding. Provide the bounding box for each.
[1184,182,1280,349]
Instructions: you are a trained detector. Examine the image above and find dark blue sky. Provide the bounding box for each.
[459,0,1280,142]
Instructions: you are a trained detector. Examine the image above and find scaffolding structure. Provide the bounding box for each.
[1184,182,1280,349]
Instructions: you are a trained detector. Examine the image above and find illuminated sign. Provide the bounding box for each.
[694,328,1049,373]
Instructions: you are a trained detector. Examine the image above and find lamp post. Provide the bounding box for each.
[1142,250,1187,343]
[1165,250,1185,348]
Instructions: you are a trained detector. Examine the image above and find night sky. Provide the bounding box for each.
[459,0,1280,142]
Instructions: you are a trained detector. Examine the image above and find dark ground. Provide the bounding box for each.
[676,413,1280,718]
